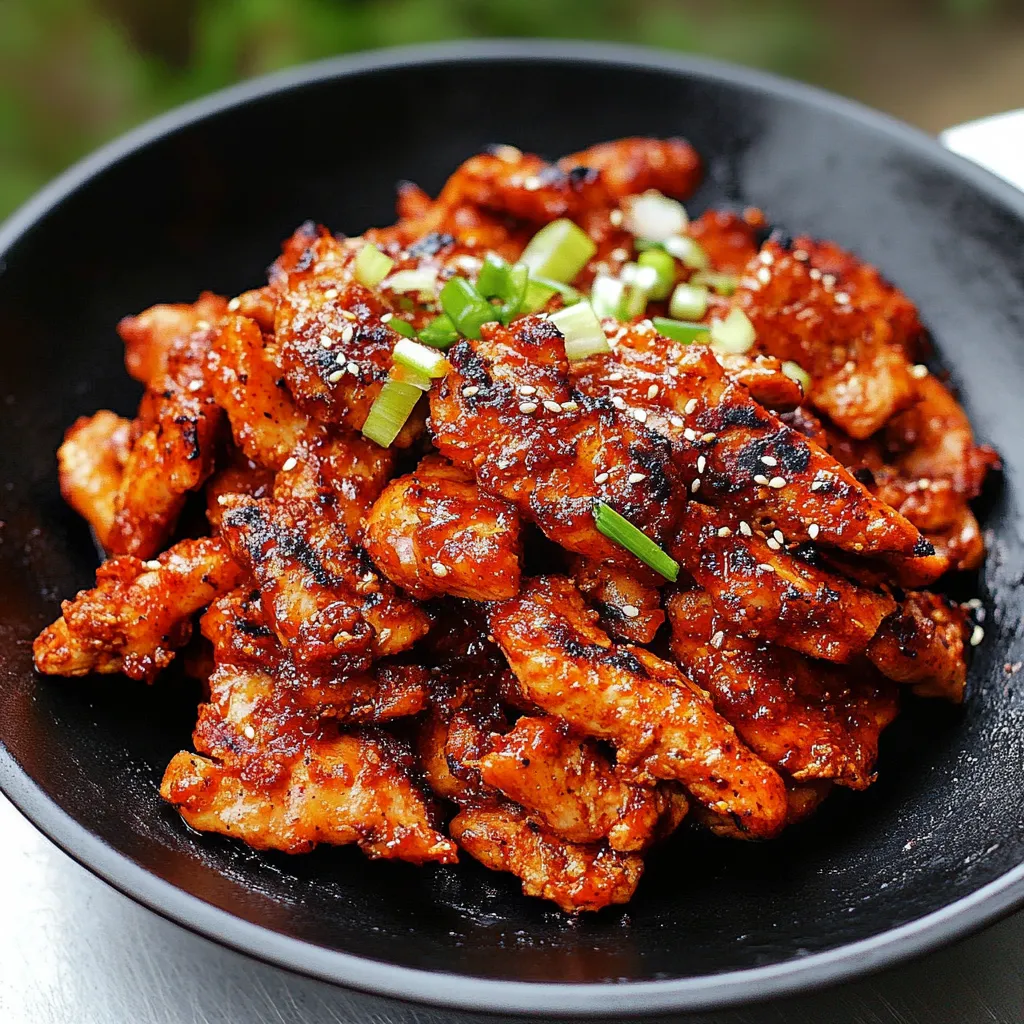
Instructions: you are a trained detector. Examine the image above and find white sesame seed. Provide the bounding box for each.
[522,176,542,191]
[809,268,822,281]
[324,288,339,299]
[965,597,983,610]
[910,364,929,379]
[697,455,706,474]
[243,725,256,740]
[341,310,357,321]
[684,398,699,415]
[610,247,630,262]
[683,427,698,441]
[187,379,203,392]
[808,523,820,540]
[756,266,771,285]
[834,291,851,305]
[346,361,359,375]
[970,624,985,647]
[701,432,717,443]
[717,526,732,538]
[759,250,775,265]
[793,249,809,261]
[628,472,647,484]
[227,297,241,311]
[380,312,393,323]
[760,455,777,467]
[773,529,785,544]
[822,274,836,289]
[216,495,229,505]
[543,400,562,413]
[768,476,787,489]
[810,480,825,491]
[691,478,701,493]
[621,604,640,618]
[519,402,538,414]
[341,324,355,344]
[431,562,449,577]
[462,385,480,397]
[519,385,537,395]
[327,369,343,383]
[609,209,624,226]
[647,384,660,400]
[143,560,161,570]
[594,472,610,485]
[561,400,578,411]
[758,563,776,573]
[669,415,684,428]
[607,372,624,381]
[710,630,725,648]
[281,457,298,472]
[632,408,648,423]
[766,538,781,551]
[917,477,931,490]
[378,627,392,643]
[320,333,334,348]
[611,396,627,410]
[753,474,770,486]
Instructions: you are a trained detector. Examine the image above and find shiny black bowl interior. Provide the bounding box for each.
[1,42,1024,1017]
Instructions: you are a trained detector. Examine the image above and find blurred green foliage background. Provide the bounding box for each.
[2,0,1023,219]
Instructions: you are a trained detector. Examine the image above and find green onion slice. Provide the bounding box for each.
[417,313,460,350]
[549,301,611,361]
[522,275,580,313]
[388,318,417,339]
[361,378,422,447]
[691,270,739,296]
[652,316,711,344]
[709,308,757,353]
[621,191,688,242]
[440,277,498,340]
[663,235,710,270]
[519,219,597,283]
[593,501,679,581]
[781,360,811,392]
[669,282,709,320]
[393,336,450,379]
[354,244,395,288]
[637,248,676,300]
[384,267,438,298]
[476,253,529,324]
[390,363,433,391]
[590,276,627,319]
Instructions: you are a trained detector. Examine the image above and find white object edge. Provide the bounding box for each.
[941,109,1024,191]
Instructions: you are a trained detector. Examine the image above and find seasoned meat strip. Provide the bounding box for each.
[57,411,132,551]
[364,456,522,601]
[33,537,242,682]
[430,316,685,566]
[567,556,665,644]
[219,496,430,672]
[672,503,896,663]
[479,715,688,851]
[489,576,788,838]
[161,728,457,864]
[666,589,899,788]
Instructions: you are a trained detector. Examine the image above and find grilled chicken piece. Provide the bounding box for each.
[33,537,242,681]
[118,291,227,386]
[666,590,898,787]
[786,780,834,825]
[206,459,275,532]
[107,326,222,558]
[430,316,685,566]
[219,496,430,672]
[687,209,761,273]
[570,324,927,562]
[715,353,805,411]
[867,591,970,702]
[161,728,457,864]
[364,456,522,601]
[567,556,665,644]
[479,716,688,851]
[450,805,644,913]
[672,503,896,663]
[57,411,132,550]
[489,576,788,838]
[734,239,916,439]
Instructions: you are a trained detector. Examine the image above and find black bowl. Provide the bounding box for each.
[2,41,1024,1018]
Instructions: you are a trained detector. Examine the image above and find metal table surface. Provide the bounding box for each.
[4,116,1024,1024]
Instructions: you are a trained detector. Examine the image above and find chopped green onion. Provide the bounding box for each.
[519,219,597,283]
[591,275,627,319]
[549,301,610,361]
[522,275,580,313]
[390,363,433,391]
[593,501,679,582]
[663,236,710,270]
[393,336,450,378]
[384,268,438,298]
[354,244,395,288]
[417,313,460,350]
[781,360,811,392]
[476,254,529,324]
[622,191,688,242]
[388,318,417,339]
[637,248,676,300]
[652,316,711,344]
[440,277,498,340]
[709,308,757,353]
[361,378,422,447]
[692,270,739,296]
[669,282,709,320]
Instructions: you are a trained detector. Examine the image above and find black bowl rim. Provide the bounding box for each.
[3,39,1024,1017]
